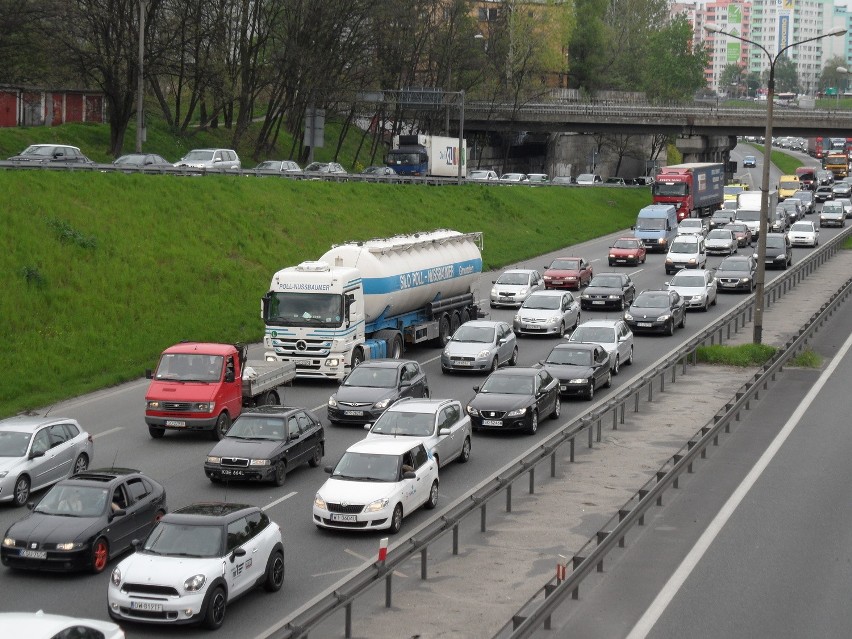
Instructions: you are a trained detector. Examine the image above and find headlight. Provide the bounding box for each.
[328,396,338,407]
[373,398,392,409]
[545,316,559,324]
[111,567,122,587]
[626,253,636,258]
[249,459,271,466]
[608,253,616,259]
[623,312,633,321]
[665,258,673,264]
[543,276,552,281]
[506,407,527,417]
[740,278,750,283]
[146,401,160,409]
[193,402,215,412]
[325,358,340,367]
[2,537,15,547]
[265,355,277,362]
[581,293,590,299]
[314,494,327,510]
[477,349,492,358]
[206,456,221,464]
[364,498,390,513]
[491,286,499,294]
[56,542,84,551]
[467,405,479,416]
[607,294,620,299]
[687,258,696,264]
[514,314,521,322]
[658,238,666,244]
[184,574,207,592]
[658,314,671,322]
[568,378,587,384]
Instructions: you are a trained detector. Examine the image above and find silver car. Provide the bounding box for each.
[0,416,94,506]
[513,290,580,337]
[666,269,718,311]
[568,319,634,375]
[490,269,544,308]
[363,398,472,468]
[441,320,518,373]
[174,148,241,169]
[704,229,737,255]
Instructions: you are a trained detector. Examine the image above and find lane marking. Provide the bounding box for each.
[311,566,358,578]
[630,268,645,276]
[93,427,123,439]
[264,491,297,510]
[627,329,852,638]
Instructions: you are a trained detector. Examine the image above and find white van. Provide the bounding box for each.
[174,148,241,169]
[665,235,707,274]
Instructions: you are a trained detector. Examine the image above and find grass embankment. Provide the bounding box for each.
[1,171,650,417]
[749,144,803,175]
[696,343,776,366]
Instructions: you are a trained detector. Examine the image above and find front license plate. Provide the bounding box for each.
[592,301,605,305]
[343,410,364,416]
[221,469,244,476]
[482,419,502,426]
[453,361,473,367]
[165,420,185,427]
[331,514,358,522]
[616,259,626,263]
[638,322,652,328]
[20,549,47,559]
[552,280,563,284]
[294,359,312,366]
[131,602,163,611]
[722,282,737,287]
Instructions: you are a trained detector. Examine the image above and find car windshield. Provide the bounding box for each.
[255,161,280,170]
[712,212,730,219]
[143,521,224,558]
[577,174,596,182]
[469,171,491,179]
[571,326,616,343]
[670,274,706,287]
[794,192,812,201]
[717,259,748,272]
[823,204,843,214]
[479,374,534,395]
[790,223,813,232]
[612,239,640,249]
[549,259,580,270]
[154,354,223,382]
[633,294,669,308]
[370,411,435,437]
[680,220,702,229]
[20,146,57,157]
[744,156,755,162]
[304,162,329,171]
[780,180,799,190]
[546,349,592,366]
[522,295,561,310]
[344,366,397,388]
[182,150,214,161]
[669,240,697,253]
[736,210,761,222]
[635,217,666,231]
[724,186,744,196]
[227,415,286,440]
[0,431,32,457]
[34,485,108,517]
[114,155,145,165]
[725,224,747,233]
[332,451,400,482]
[451,325,495,344]
[589,275,622,288]
[496,272,531,285]
[765,239,786,249]
[707,230,732,240]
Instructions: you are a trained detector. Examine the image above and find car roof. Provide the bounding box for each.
[164,502,258,525]
[527,289,570,298]
[551,342,597,351]
[501,268,537,274]
[488,367,540,377]
[354,359,415,369]
[0,610,122,635]
[384,398,458,413]
[61,468,142,487]
[162,342,234,356]
[671,268,712,276]
[345,438,424,456]
[0,415,80,433]
[614,236,641,241]
[237,405,305,418]
[461,320,503,329]
[576,319,621,328]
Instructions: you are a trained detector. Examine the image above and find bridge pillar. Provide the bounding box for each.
[674,135,737,164]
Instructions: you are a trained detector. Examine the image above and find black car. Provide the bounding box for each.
[709,210,734,230]
[541,343,611,401]
[1,468,166,574]
[204,406,324,486]
[763,232,793,270]
[113,153,172,171]
[715,255,757,292]
[466,368,560,435]
[7,144,93,165]
[328,359,429,424]
[814,185,834,202]
[580,273,636,311]
[624,290,686,335]
[793,190,815,214]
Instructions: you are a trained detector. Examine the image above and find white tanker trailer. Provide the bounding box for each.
[262,230,483,379]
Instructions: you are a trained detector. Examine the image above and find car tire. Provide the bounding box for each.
[509,347,518,366]
[678,312,686,328]
[587,382,595,400]
[203,586,227,630]
[527,411,538,435]
[308,445,322,468]
[490,356,499,372]
[154,509,165,523]
[263,550,285,592]
[389,504,404,534]
[13,475,30,507]
[604,370,612,388]
[550,398,561,420]
[458,437,471,463]
[612,355,620,375]
[626,346,634,366]
[273,461,287,487]
[73,453,89,475]
[91,537,109,574]
[441,366,451,375]
[213,413,231,440]
[667,319,675,336]
[148,426,165,439]
[712,294,717,306]
[425,480,439,510]
[558,322,565,337]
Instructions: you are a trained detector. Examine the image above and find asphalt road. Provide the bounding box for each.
[0,145,832,637]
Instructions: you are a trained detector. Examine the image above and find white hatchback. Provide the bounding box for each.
[568,319,634,375]
[788,221,819,247]
[512,290,581,337]
[666,269,718,311]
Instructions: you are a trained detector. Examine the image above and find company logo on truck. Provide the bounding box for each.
[439,147,458,166]
[280,282,332,291]
[365,259,480,292]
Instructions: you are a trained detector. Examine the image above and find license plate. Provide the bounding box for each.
[638,322,652,328]
[616,259,626,263]
[331,514,358,522]
[722,282,737,287]
[453,361,472,367]
[524,325,543,330]
[552,280,563,284]
[165,420,185,427]
[294,359,312,366]
[482,419,502,426]
[20,549,47,559]
[131,602,163,611]
[221,469,244,476]
[592,300,605,305]
[344,410,364,416]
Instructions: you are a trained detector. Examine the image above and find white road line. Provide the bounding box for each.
[626,329,852,639]
[92,427,123,439]
[345,548,407,578]
[264,491,297,510]
[311,566,359,578]
[630,268,645,276]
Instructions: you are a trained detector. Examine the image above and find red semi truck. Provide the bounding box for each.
[651,162,725,222]
[144,342,296,440]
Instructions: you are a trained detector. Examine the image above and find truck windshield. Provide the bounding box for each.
[736,210,761,222]
[386,152,425,166]
[155,354,223,382]
[635,218,666,231]
[653,183,688,197]
[265,292,343,327]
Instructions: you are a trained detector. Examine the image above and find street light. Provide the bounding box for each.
[703,25,846,344]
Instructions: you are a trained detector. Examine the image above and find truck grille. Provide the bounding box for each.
[163,402,191,411]
[269,337,331,357]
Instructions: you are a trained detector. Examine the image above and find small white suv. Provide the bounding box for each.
[174,148,241,170]
[665,235,707,274]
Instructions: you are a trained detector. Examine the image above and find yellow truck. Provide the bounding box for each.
[777,175,801,201]
[824,152,849,179]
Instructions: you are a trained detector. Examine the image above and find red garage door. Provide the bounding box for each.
[0,91,17,127]
[66,94,84,123]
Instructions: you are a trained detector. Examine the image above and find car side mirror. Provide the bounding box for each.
[492,280,497,284]
[438,427,451,436]
[473,386,480,393]
[290,432,299,440]
[402,471,416,480]
[131,538,143,550]
[145,369,153,379]
[324,466,333,474]
[109,509,127,521]
[399,379,411,388]
[363,424,372,431]
[225,371,235,383]
[230,547,247,562]
[664,281,670,286]
[29,450,45,460]
[26,501,35,510]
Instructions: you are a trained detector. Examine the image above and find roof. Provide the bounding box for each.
[0,415,79,433]
[488,367,540,377]
[461,320,505,328]
[551,342,598,351]
[384,398,457,414]
[576,319,623,328]
[165,502,257,525]
[502,268,538,274]
[69,468,141,483]
[345,438,424,456]
[0,611,122,637]
[161,342,236,356]
[527,289,571,298]
[352,359,415,370]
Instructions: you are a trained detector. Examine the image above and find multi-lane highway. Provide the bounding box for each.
[0,146,834,637]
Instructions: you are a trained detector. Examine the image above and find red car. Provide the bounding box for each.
[543,257,593,290]
[608,237,647,266]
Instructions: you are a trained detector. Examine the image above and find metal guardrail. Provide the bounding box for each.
[266,228,852,639]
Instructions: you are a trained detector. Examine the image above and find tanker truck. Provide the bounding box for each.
[262,230,483,379]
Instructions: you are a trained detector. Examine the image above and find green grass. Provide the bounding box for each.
[749,144,803,176]
[788,349,822,368]
[696,343,777,366]
[842,236,852,250]
[0,171,650,417]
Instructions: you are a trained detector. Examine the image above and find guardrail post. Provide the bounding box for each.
[551,451,557,477]
[345,602,352,638]
[481,504,487,532]
[506,484,512,512]
[597,417,602,441]
[618,509,630,547]
[529,467,535,494]
[634,391,640,412]
[570,437,575,462]
[385,573,392,608]
[612,409,617,431]
[656,471,666,505]
[588,422,594,448]
[648,380,654,402]
[672,364,676,383]
[638,489,649,524]
[421,548,428,580]
[572,556,585,599]
[683,355,688,375]
[620,403,625,425]
[660,371,665,393]
[453,524,459,555]
[596,531,609,572]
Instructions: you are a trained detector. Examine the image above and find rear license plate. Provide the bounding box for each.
[638,322,652,328]
[294,359,312,366]
[331,514,358,522]
[131,602,163,611]
[482,419,502,426]
[221,469,244,476]
[552,280,563,284]
[592,301,605,305]
[343,410,364,416]
[20,549,47,559]
[165,420,185,427]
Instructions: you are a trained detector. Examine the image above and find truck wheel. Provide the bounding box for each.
[450,312,461,335]
[148,426,165,439]
[260,390,279,406]
[460,308,471,324]
[389,334,403,359]
[212,413,231,440]
[435,315,451,347]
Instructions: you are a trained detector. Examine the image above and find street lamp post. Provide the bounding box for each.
[703,25,846,344]
[135,0,148,153]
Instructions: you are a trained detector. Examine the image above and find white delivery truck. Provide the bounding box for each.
[262,230,483,379]
[385,135,466,178]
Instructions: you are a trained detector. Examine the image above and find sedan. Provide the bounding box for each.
[576,173,602,185]
[814,185,834,202]
[490,269,544,307]
[364,398,472,467]
[568,319,634,375]
[0,611,124,639]
[500,173,528,183]
[205,406,325,485]
[624,290,686,335]
[704,228,737,255]
[666,269,717,311]
[441,321,518,373]
[832,182,852,198]
[328,359,429,424]
[0,415,93,506]
[1,468,166,574]
[313,439,438,534]
[304,161,347,175]
[7,144,93,165]
[361,166,397,178]
[715,255,757,292]
[113,153,172,171]
[792,190,815,215]
[541,343,611,401]
[466,368,560,435]
[677,218,708,237]
[543,256,593,290]
[468,170,498,181]
[742,155,757,168]
[512,290,580,337]
[788,221,819,247]
[581,273,636,311]
[836,197,852,218]
[608,237,647,266]
[724,222,752,247]
[253,160,302,175]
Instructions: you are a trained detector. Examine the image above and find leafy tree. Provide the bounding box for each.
[641,15,709,102]
[762,56,798,94]
[745,72,761,97]
[819,56,849,93]
[719,63,745,96]
[566,0,607,91]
